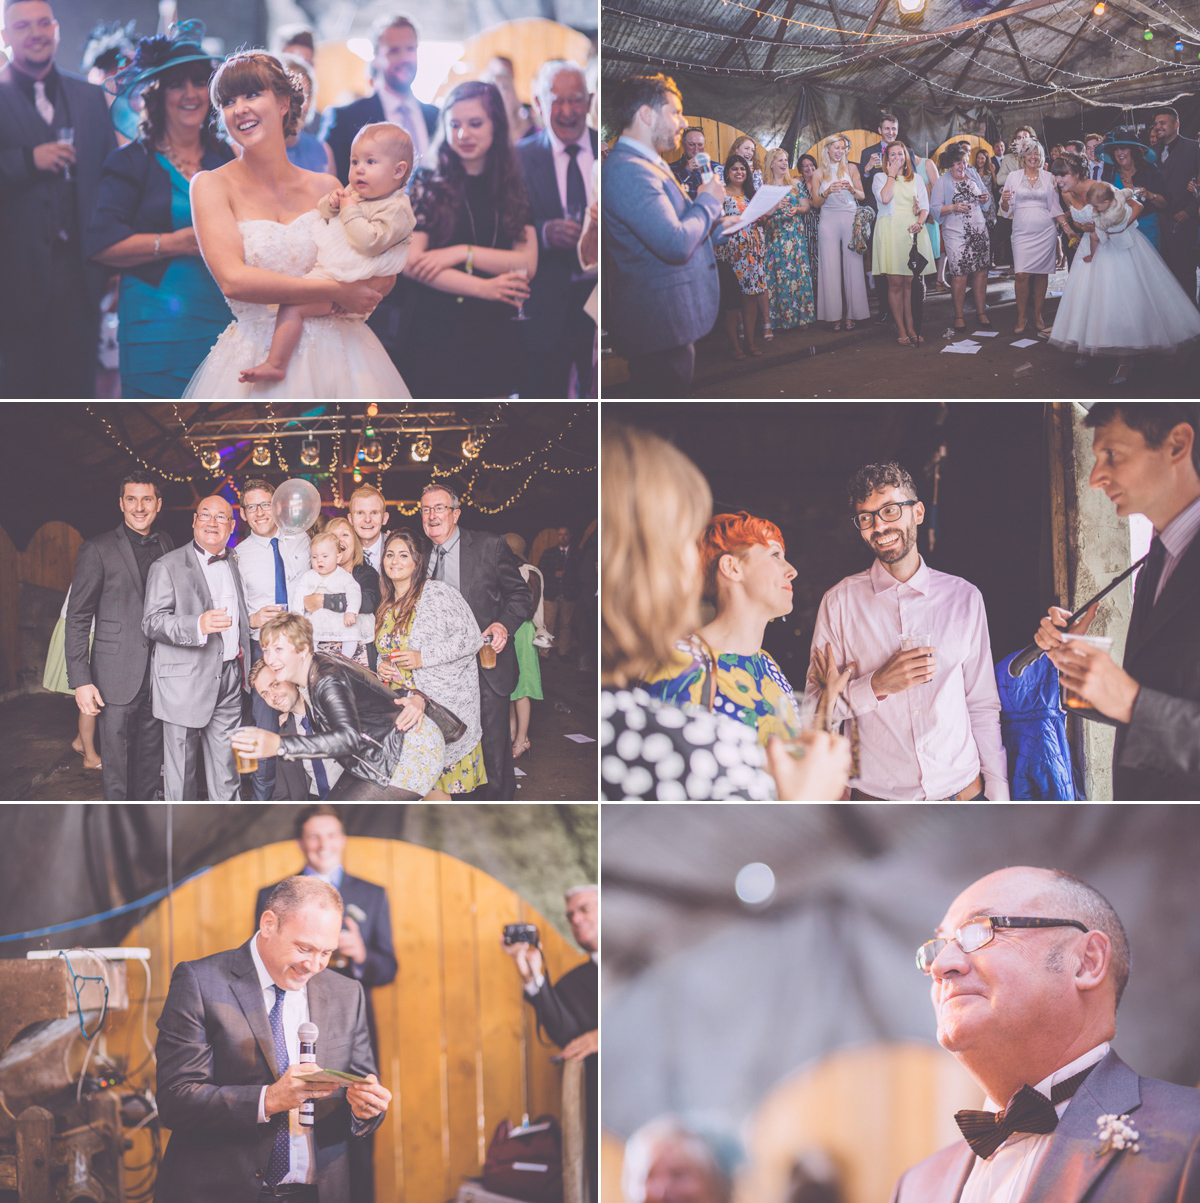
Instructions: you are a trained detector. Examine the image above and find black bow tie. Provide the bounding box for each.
[195,542,229,565]
[132,531,158,548]
[955,1065,1095,1160]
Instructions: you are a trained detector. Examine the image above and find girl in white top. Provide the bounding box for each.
[289,531,360,658]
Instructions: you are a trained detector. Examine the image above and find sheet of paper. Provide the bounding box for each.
[514,767,527,777]
[565,733,596,743]
[722,184,795,233]
[972,330,999,337]
[1011,338,1039,347]
[942,342,982,354]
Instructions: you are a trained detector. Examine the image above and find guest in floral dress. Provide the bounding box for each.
[762,149,815,331]
[375,529,488,795]
[798,153,821,295]
[930,144,993,328]
[714,155,769,358]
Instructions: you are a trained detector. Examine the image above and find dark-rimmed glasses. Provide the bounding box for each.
[852,500,919,530]
[916,915,1088,974]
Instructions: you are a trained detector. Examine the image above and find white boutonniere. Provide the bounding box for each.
[1096,1113,1140,1155]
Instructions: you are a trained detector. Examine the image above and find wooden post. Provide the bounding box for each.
[561,1058,587,1203]
[16,1105,53,1203]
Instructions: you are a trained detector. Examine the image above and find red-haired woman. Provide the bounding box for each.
[642,511,802,743]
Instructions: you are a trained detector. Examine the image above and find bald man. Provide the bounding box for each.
[892,866,1200,1203]
[143,495,252,799]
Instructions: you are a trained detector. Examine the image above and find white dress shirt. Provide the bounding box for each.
[377,85,428,162]
[806,557,1010,800]
[960,1043,1110,1203]
[237,531,311,642]
[544,126,596,237]
[361,534,384,575]
[193,544,241,661]
[249,935,314,1185]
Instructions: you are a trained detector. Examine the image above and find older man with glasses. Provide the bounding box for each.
[894,865,1200,1203]
[805,461,1008,800]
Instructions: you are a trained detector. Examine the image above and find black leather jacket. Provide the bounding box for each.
[278,653,461,787]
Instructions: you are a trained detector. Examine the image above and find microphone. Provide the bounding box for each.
[693,151,714,183]
[298,1021,318,1128]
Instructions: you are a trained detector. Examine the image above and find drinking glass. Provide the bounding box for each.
[510,265,530,323]
[233,728,259,774]
[1059,634,1114,711]
[57,126,74,182]
[900,633,936,686]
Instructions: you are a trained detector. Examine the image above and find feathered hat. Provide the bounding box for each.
[81,20,137,76]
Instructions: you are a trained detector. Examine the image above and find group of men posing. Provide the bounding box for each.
[64,478,530,801]
[154,803,597,1203]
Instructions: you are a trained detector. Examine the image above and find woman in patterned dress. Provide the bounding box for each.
[930,144,993,328]
[714,155,769,358]
[375,529,487,795]
[762,149,816,331]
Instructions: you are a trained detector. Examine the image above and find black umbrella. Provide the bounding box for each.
[908,231,929,345]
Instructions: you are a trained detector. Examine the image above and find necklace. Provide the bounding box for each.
[159,141,203,179]
[462,182,499,249]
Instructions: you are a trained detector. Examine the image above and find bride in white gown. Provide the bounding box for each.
[185,51,409,398]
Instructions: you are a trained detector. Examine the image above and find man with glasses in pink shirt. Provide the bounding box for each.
[805,461,1009,800]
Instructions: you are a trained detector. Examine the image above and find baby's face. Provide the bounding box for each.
[311,543,338,575]
[350,141,408,199]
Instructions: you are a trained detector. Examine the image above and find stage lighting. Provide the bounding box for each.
[252,443,270,467]
[200,446,221,472]
[411,434,432,462]
[462,432,482,459]
[300,435,319,466]
[364,439,383,464]
[897,0,926,15]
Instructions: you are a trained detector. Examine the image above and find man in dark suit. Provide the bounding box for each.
[65,470,172,800]
[1035,403,1200,800]
[537,525,580,660]
[892,866,1200,1202]
[142,495,251,801]
[421,483,532,800]
[859,113,899,324]
[155,875,390,1203]
[255,807,397,1203]
[503,885,598,1203]
[248,660,343,800]
[0,0,116,398]
[515,61,598,398]
[1150,107,1200,304]
[671,125,710,200]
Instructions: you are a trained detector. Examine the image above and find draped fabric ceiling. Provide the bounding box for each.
[601,803,1200,1137]
[601,0,1200,153]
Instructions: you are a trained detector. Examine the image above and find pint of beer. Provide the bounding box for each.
[233,728,259,774]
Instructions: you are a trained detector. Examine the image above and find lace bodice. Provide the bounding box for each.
[232,211,321,322]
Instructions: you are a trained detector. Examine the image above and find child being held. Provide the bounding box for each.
[240,122,416,384]
[289,531,361,659]
[1082,180,1132,262]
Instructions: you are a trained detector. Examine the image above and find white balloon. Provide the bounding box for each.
[272,478,322,536]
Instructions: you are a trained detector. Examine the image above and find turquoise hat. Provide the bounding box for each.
[107,20,218,142]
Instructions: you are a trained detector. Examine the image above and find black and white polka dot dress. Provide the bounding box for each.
[600,687,776,800]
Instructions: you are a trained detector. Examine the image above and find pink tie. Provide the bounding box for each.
[33,80,54,126]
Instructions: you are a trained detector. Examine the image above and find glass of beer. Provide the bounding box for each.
[1059,634,1114,710]
[900,633,936,685]
[233,728,259,774]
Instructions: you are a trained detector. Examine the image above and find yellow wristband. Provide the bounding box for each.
[465,245,474,275]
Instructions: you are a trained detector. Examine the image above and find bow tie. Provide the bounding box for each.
[955,1065,1095,1160]
[131,532,158,548]
[195,542,229,565]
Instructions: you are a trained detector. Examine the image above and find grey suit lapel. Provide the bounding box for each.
[1020,1051,1140,1202]
[307,969,331,1054]
[229,942,281,1076]
[183,543,215,612]
[457,528,476,602]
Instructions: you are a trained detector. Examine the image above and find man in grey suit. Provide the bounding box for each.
[602,73,730,396]
[66,470,172,800]
[893,865,1200,1203]
[0,0,116,397]
[143,494,251,801]
[155,875,390,1203]
[421,483,532,801]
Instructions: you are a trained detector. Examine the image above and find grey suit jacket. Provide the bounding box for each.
[65,523,173,705]
[154,940,382,1203]
[891,1051,1200,1203]
[142,543,251,727]
[602,137,723,356]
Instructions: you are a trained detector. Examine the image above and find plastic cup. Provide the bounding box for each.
[233,728,258,774]
[1059,634,1114,709]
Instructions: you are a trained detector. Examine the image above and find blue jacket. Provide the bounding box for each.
[994,649,1081,800]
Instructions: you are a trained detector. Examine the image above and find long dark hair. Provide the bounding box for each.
[723,152,756,199]
[376,529,428,633]
[140,59,224,153]
[411,81,532,248]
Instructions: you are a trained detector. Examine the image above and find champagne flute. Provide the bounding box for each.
[58,126,74,182]
[510,257,530,323]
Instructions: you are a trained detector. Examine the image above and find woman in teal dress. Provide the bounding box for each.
[504,534,544,760]
[85,23,232,398]
[762,149,816,330]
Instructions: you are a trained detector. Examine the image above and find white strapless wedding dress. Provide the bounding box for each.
[184,210,410,398]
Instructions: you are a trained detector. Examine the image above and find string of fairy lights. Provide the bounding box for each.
[88,405,593,516]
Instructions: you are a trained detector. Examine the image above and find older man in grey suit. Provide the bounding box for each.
[155,875,390,1203]
[602,73,730,396]
[893,866,1200,1203]
[143,494,251,800]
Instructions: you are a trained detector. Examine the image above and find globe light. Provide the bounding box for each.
[200,446,221,472]
[300,436,320,467]
[252,444,271,467]
[1144,27,1153,39]
[366,403,379,417]
[352,469,363,483]
[1092,2,1104,14]
[1176,38,1185,51]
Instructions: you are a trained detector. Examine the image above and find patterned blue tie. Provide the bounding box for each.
[300,716,330,799]
[265,984,291,1185]
[270,537,288,605]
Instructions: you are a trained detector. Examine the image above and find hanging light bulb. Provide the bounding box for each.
[1176,37,1185,51]
[366,403,379,417]
[461,431,482,459]
[896,0,925,14]
[1092,1,1104,13]
[411,434,432,462]
[252,443,271,467]
[365,426,375,438]
[1143,27,1153,39]
[364,438,383,464]
[352,468,363,483]
[200,446,221,472]
[300,435,320,466]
